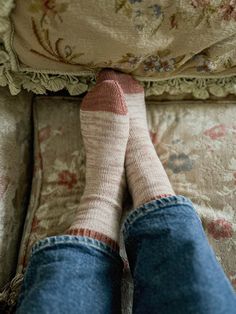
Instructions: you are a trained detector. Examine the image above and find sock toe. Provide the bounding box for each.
[97,69,144,94]
[81,81,128,115]
[96,69,118,82]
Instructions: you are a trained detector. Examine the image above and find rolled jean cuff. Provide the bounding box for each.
[17,236,123,314]
[123,195,198,238]
[30,234,122,264]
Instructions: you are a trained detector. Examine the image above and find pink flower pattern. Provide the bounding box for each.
[38,125,51,143]
[57,170,78,190]
[220,0,236,21]
[207,218,233,240]
[31,216,40,233]
[204,124,227,140]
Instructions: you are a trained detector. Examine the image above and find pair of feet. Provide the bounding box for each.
[67,70,174,250]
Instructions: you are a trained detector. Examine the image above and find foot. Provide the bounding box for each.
[97,70,175,209]
[67,80,129,250]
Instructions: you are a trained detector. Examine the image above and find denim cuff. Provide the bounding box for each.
[31,234,122,262]
[123,195,198,236]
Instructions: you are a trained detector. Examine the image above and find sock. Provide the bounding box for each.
[97,70,175,209]
[67,81,129,250]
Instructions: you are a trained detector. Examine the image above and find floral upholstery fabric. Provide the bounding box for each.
[1,0,236,97]
[12,0,236,77]
[13,96,236,314]
[0,87,32,289]
[147,100,236,289]
[16,96,86,275]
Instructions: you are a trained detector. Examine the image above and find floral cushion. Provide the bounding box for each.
[10,95,235,314]
[0,87,32,289]
[1,0,236,98]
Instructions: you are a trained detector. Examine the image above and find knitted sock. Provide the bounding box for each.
[67,81,129,250]
[98,70,175,209]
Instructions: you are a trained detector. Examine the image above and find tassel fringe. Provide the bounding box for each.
[0,274,24,314]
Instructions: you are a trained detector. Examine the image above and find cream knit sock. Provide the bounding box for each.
[67,81,129,250]
[98,70,175,209]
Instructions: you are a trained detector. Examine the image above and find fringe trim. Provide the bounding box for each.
[142,76,236,99]
[1,0,236,98]
[0,274,24,313]
[1,69,235,99]
[1,68,236,99]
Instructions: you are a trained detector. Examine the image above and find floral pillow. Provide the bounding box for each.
[1,0,236,98]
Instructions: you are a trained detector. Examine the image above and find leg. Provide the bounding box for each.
[98,70,236,313]
[123,196,236,314]
[17,80,129,313]
[16,236,123,314]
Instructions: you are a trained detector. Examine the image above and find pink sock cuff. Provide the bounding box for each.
[66,228,119,252]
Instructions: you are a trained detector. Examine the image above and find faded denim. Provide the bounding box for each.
[16,196,236,314]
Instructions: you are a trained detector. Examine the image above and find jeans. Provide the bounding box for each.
[16,196,236,314]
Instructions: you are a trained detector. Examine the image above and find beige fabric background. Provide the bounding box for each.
[0,87,32,289]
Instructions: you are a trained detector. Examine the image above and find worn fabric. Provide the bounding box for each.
[16,196,236,314]
[0,87,32,289]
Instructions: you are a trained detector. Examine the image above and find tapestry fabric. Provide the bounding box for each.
[0,87,32,289]
[0,0,236,97]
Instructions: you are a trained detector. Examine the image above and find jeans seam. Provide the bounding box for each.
[30,235,121,262]
[123,196,197,236]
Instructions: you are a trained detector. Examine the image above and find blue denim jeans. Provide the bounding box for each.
[16,196,236,314]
